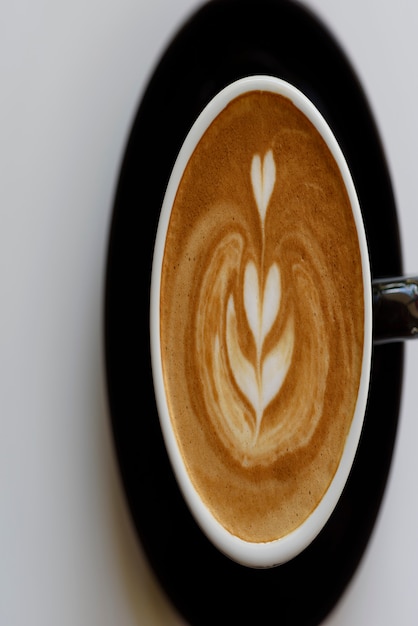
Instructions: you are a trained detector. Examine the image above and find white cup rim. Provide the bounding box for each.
[150,75,372,568]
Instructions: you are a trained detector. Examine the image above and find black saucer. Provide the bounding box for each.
[105,1,404,624]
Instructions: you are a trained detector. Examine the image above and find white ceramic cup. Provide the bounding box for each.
[150,75,372,568]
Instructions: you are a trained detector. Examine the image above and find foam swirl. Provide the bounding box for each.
[194,151,331,467]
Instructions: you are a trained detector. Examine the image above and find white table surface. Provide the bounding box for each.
[2,1,417,624]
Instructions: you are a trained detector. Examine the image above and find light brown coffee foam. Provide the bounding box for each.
[160,92,364,543]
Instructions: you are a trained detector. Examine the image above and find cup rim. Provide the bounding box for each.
[150,75,372,568]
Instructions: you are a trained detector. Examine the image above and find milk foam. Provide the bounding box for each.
[159,91,364,542]
[197,150,297,461]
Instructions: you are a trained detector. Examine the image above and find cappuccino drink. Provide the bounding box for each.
[152,78,367,558]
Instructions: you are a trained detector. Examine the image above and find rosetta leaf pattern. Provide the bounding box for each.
[224,150,294,440]
[193,147,331,465]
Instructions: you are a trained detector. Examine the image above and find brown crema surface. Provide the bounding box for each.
[159,91,364,543]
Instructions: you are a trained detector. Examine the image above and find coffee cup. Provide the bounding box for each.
[150,75,418,568]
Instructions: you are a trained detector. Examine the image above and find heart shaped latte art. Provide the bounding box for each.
[192,150,330,466]
[227,259,294,440]
[251,150,276,225]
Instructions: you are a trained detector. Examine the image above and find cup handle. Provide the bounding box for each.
[373,277,418,343]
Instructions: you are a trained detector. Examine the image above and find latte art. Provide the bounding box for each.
[158,90,364,544]
[193,146,336,470]
[196,150,296,466]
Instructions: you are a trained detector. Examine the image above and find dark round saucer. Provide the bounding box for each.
[105,1,404,624]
